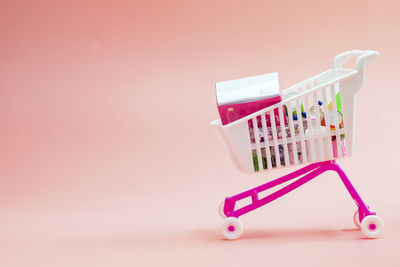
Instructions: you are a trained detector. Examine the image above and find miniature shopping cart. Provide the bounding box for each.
[211,50,384,239]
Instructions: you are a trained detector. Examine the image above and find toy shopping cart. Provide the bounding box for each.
[211,50,384,239]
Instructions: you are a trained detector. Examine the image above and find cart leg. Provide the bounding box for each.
[329,161,375,222]
[223,162,329,218]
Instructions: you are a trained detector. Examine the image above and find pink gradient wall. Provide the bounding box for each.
[1,0,400,266]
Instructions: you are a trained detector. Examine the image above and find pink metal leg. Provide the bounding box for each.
[329,161,375,222]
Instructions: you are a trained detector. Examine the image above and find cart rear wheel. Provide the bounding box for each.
[360,215,384,238]
[353,210,361,229]
[221,217,243,240]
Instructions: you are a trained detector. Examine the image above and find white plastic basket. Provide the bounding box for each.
[211,50,379,173]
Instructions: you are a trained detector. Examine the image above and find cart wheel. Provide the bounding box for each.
[221,217,243,240]
[360,215,384,238]
[353,210,361,229]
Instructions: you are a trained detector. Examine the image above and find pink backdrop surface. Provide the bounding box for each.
[1,0,400,266]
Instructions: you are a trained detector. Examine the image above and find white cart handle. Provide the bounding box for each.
[333,50,379,72]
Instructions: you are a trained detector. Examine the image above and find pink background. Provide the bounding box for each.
[1,0,400,266]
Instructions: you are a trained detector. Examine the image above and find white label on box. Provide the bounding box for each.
[216,72,280,105]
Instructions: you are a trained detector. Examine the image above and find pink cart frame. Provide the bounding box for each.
[222,160,374,223]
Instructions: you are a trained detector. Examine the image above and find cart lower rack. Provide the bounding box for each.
[211,50,384,239]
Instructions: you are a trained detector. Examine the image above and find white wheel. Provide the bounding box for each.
[221,217,243,240]
[360,215,384,238]
[353,210,361,229]
[218,201,226,218]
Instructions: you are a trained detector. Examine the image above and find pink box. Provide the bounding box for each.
[216,73,283,125]
[217,97,282,125]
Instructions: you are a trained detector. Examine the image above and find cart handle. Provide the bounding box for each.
[333,50,379,72]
